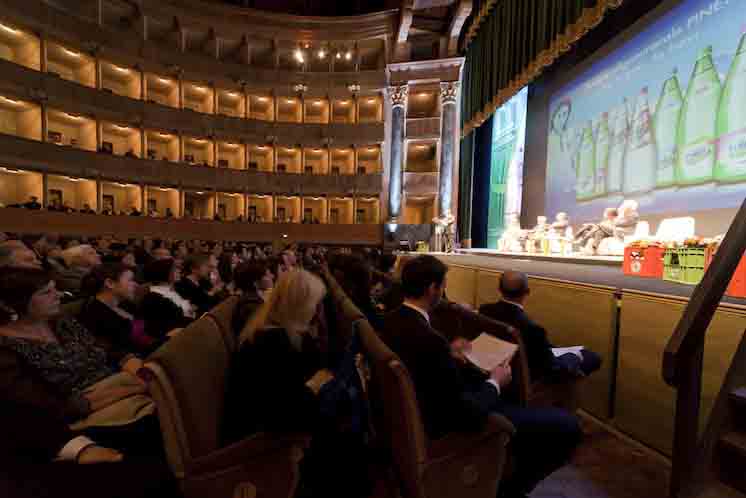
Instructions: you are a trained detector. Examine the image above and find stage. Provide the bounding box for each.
[412,248,746,304]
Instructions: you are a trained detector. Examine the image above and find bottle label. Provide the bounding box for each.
[680,138,715,179]
[717,128,746,176]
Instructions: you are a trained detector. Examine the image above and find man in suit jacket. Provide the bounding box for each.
[479,271,602,383]
[382,256,582,498]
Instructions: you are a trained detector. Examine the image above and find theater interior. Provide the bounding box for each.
[1,1,745,498]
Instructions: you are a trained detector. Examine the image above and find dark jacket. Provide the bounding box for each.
[79,298,138,368]
[223,327,322,444]
[139,292,192,346]
[381,305,498,440]
[479,300,557,381]
[174,277,219,316]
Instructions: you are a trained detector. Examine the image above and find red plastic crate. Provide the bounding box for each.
[704,246,746,299]
[624,246,665,278]
[727,256,746,298]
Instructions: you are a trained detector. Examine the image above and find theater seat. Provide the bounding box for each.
[204,295,240,353]
[366,333,514,498]
[432,301,583,412]
[144,315,309,498]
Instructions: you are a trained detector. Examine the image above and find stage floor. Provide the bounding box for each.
[456,248,623,267]
[421,250,745,304]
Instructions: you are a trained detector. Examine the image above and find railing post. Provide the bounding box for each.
[670,346,704,498]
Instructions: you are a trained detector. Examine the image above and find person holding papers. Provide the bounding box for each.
[479,271,602,382]
[381,256,582,498]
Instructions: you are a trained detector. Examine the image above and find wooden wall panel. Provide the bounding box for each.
[524,278,618,419]
[476,269,503,308]
[616,291,746,455]
[445,265,478,309]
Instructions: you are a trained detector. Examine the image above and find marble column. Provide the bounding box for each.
[387,84,408,222]
[438,81,459,218]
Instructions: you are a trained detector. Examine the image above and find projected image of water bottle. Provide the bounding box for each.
[623,87,657,196]
[575,121,596,201]
[654,69,683,188]
[595,112,610,197]
[676,46,721,186]
[715,32,746,184]
[606,101,629,195]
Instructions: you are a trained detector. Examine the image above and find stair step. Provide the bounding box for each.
[730,387,746,407]
[720,432,746,456]
[699,482,745,498]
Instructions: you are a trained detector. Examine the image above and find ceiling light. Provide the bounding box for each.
[286,99,295,104]
[158,132,171,138]
[195,191,204,195]
[419,93,428,98]
[116,182,129,187]
[64,112,80,120]
[157,77,171,84]
[335,51,342,60]
[0,24,19,35]
[0,96,19,105]
[368,147,376,152]
[317,49,326,59]
[367,98,376,104]
[257,97,268,102]
[345,51,352,60]
[313,101,322,106]
[340,100,349,105]
[417,145,427,150]
[68,177,83,182]
[226,91,238,97]
[285,147,294,152]
[112,64,129,73]
[313,148,321,152]
[294,48,304,64]
[255,145,266,150]
[63,48,80,57]
[114,124,129,131]
[0,167,20,174]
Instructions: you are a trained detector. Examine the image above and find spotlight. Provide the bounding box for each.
[336,51,342,60]
[294,48,304,64]
[317,49,326,59]
[345,51,352,61]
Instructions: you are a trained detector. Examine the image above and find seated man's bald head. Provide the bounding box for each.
[499,271,529,301]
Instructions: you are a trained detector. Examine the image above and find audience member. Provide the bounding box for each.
[0,240,44,269]
[140,258,194,345]
[49,244,101,295]
[80,203,96,214]
[24,196,42,210]
[152,246,172,261]
[79,264,144,371]
[479,271,602,383]
[0,269,163,458]
[175,254,222,315]
[381,256,582,498]
[231,261,274,336]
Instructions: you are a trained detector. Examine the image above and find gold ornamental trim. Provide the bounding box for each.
[462,0,625,137]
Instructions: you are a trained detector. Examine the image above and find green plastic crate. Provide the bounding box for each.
[681,267,705,285]
[663,264,684,283]
[663,263,705,285]
[677,247,707,268]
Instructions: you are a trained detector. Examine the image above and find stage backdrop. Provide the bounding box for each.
[485,88,528,248]
[540,0,746,235]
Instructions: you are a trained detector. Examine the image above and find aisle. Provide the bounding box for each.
[531,417,669,498]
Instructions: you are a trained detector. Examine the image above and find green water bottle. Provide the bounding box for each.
[595,112,610,197]
[654,69,683,188]
[676,46,722,185]
[576,121,596,201]
[624,87,658,195]
[715,32,746,183]
[607,101,628,195]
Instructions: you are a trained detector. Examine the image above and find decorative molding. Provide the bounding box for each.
[388,85,408,109]
[440,81,459,106]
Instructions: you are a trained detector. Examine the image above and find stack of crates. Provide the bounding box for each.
[663,247,707,285]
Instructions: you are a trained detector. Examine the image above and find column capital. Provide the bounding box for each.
[440,81,460,105]
[388,84,409,108]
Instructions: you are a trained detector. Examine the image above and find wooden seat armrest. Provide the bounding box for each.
[187,432,311,475]
[427,414,515,460]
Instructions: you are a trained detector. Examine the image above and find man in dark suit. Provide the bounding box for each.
[381,256,582,498]
[479,271,602,383]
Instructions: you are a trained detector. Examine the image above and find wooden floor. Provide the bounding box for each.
[530,417,670,498]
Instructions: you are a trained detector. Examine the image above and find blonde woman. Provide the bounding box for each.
[223,269,333,443]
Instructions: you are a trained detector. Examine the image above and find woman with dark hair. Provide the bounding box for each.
[78,263,144,370]
[217,251,241,293]
[139,258,194,345]
[175,253,222,315]
[231,261,274,336]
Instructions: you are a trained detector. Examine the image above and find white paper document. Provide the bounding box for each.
[552,346,585,360]
[464,333,519,372]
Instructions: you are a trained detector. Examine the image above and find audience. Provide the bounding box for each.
[479,271,602,382]
[175,253,223,315]
[0,240,44,269]
[79,264,144,371]
[49,245,102,295]
[140,258,194,345]
[231,261,274,336]
[381,255,582,498]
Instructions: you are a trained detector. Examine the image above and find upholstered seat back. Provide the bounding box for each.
[367,333,428,498]
[147,315,231,472]
[205,295,240,353]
